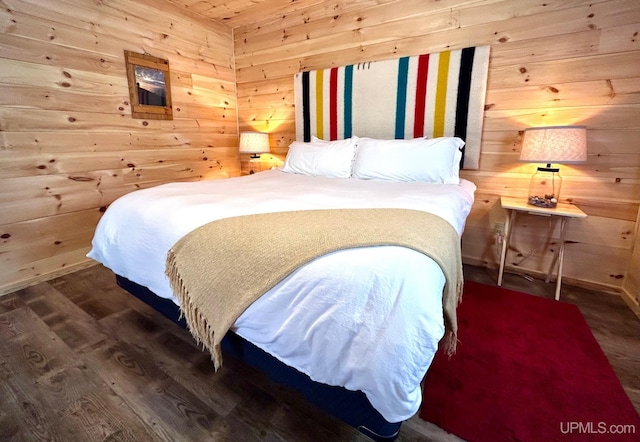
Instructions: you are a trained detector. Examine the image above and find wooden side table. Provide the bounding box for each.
[498,196,587,301]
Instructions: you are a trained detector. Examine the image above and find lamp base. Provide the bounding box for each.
[527,166,562,208]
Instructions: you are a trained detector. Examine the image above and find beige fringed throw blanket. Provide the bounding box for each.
[166,208,463,371]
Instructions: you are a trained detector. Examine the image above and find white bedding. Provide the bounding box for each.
[88,169,475,422]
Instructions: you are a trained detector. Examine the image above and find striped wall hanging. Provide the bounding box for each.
[294,45,490,169]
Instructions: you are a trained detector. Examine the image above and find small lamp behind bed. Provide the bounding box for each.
[519,126,587,208]
[239,131,270,159]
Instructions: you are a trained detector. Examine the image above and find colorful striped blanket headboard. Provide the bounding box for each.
[294,45,490,169]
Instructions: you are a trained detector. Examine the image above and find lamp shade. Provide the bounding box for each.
[239,131,270,155]
[519,126,587,164]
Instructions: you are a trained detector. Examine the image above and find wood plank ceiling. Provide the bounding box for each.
[163,0,339,27]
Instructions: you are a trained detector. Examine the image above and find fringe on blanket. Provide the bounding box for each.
[442,279,464,357]
[166,248,224,370]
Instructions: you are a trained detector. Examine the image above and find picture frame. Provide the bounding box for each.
[124,50,173,120]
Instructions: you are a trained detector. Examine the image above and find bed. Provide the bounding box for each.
[88,134,476,441]
[89,45,489,440]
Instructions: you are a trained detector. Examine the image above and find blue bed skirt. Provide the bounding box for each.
[115,275,401,441]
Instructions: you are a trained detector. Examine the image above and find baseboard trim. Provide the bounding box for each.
[620,287,640,319]
[462,257,623,296]
[0,260,98,297]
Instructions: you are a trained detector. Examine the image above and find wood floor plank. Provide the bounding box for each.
[265,392,368,442]
[0,306,151,441]
[0,344,60,442]
[17,283,111,350]
[1,263,638,441]
[0,292,26,315]
[99,308,247,418]
[0,381,59,442]
[61,390,151,442]
[207,412,290,441]
[78,336,223,441]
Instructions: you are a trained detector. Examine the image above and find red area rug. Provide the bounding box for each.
[420,280,640,442]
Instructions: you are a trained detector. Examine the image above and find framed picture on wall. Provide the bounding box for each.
[124,50,173,120]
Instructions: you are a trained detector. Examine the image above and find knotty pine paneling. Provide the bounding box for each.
[2,0,639,306]
[0,0,238,295]
[233,0,640,303]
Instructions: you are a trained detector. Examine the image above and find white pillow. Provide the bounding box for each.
[351,137,464,184]
[282,137,358,178]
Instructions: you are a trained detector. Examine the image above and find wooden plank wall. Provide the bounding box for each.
[0,0,238,295]
[233,0,640,305]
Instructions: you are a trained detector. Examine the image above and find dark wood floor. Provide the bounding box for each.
[1,264,638,441]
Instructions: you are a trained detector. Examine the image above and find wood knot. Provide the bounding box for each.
[142,121,148,126]
[68,117,76,122]
[63,71,71,78]
[1,233,11,239]
[519,67,527,74]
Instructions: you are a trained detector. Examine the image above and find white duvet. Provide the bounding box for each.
[88,169,475,422]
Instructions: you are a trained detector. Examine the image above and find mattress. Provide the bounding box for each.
[88,169,476,422]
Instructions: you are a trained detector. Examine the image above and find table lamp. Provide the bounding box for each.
[519,126,587,208]
[239,131,270,159]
